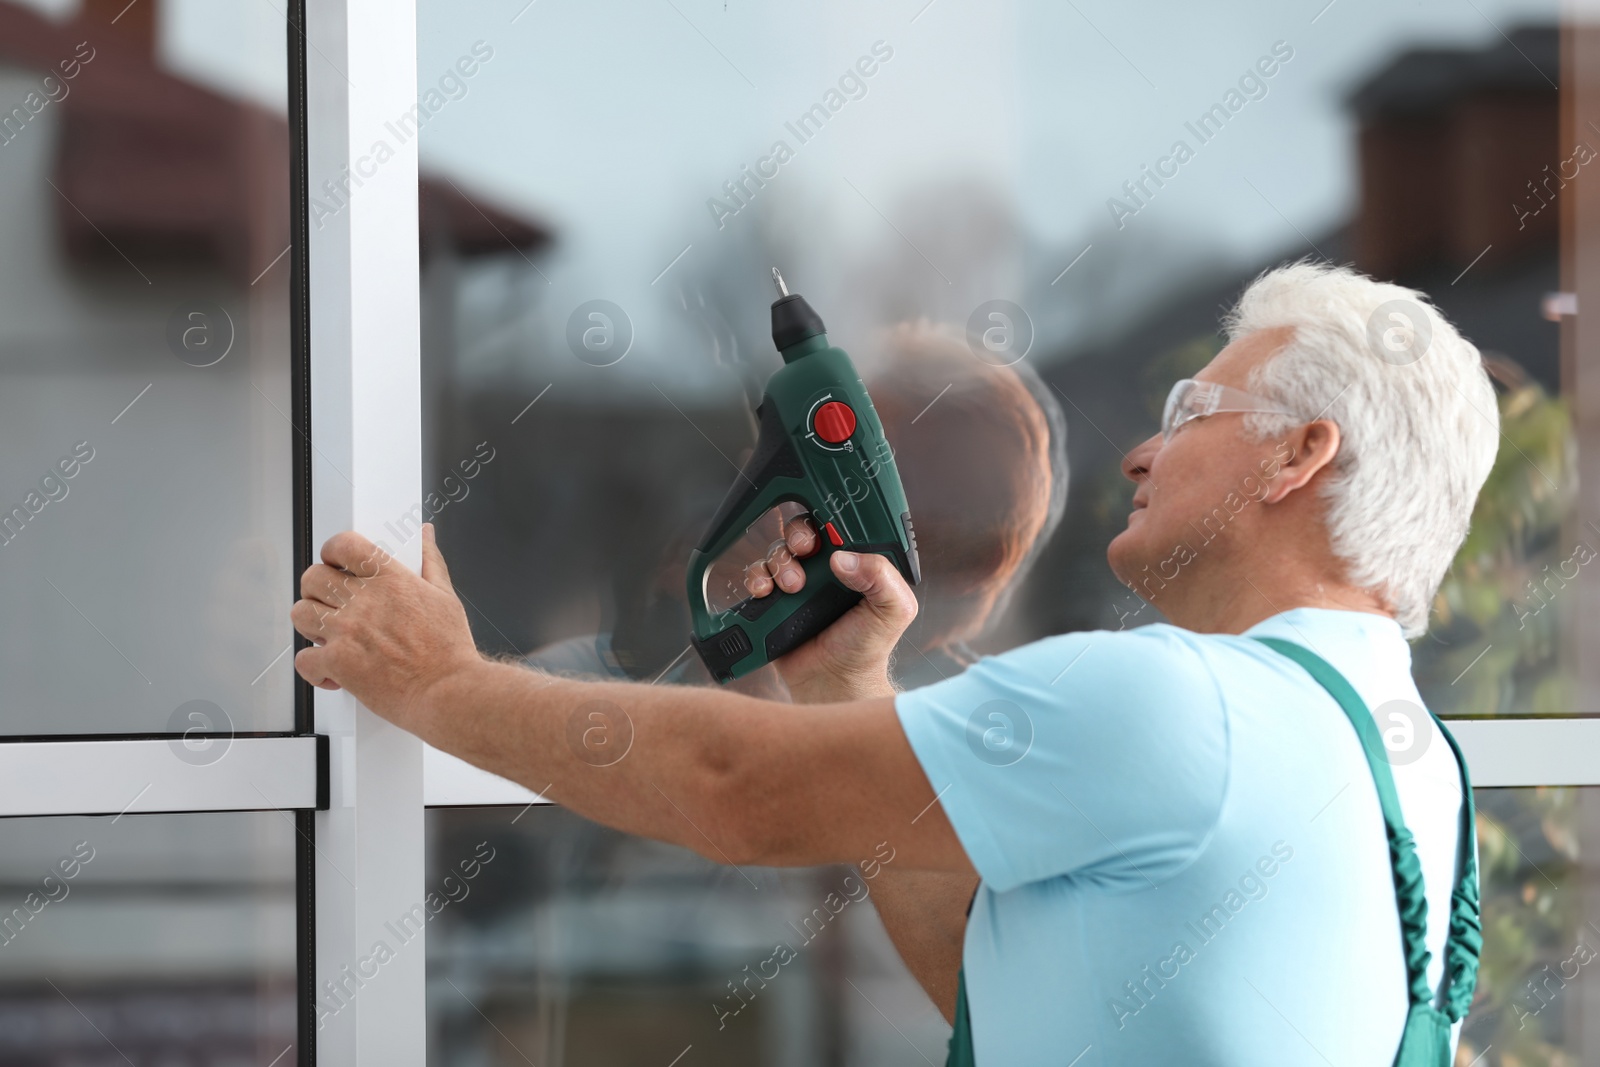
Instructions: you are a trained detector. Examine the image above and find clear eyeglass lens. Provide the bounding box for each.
[1163,380,1205,439]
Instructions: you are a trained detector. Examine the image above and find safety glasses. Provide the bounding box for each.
[1161,379,1299,442]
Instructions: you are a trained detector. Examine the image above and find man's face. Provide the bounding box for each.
[1106,326,1298,591]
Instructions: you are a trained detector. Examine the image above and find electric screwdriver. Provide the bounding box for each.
[686,270,921,683]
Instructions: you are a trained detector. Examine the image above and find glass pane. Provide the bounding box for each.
[0,1,296,732]
[430,794,1600,1066]
[427,806,948,1067]
[0,810,298,1064]
[1464,787,1600,1064]
[414,1,1597,715]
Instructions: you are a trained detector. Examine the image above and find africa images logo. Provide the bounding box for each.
[1365,299,1433,367]
[966,699,1033,767]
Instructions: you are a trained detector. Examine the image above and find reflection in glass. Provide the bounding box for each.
[0,811,297,1065]
[414,2,1586,716]
[431,793,1600,1067]
[1464,788,1600,1064]
[427,805,947,1067]
[410,3,1600,1063]
[0,0,295,733]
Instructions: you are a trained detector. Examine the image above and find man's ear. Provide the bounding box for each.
[1263,420,1340,505]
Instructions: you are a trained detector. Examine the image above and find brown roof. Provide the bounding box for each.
[0,0,551,284]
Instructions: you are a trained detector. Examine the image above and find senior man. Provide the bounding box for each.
[293,261,1495,1065]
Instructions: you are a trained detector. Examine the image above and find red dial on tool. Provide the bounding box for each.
[813,401,856,443]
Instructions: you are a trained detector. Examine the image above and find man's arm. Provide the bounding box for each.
[746,519,975,1025]
[788,672,974,1025]
[863,869,975,1022]
[290,526,975,875]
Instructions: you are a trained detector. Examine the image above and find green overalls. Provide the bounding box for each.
[943,638,1481,1066]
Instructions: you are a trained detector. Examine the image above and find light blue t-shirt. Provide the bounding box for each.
[894,608,1468,1066]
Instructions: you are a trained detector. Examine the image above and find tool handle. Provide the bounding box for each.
[689,540,865,682]
[694,400,809,564]
[687,400,814,637]
[740,544,864,650]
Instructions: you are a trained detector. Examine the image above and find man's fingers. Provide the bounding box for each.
[830,551,918,627]
[421,523,454,591]
[783,516,820,559]
[766,539,805,593]
[742,561,775,598]
[306,529,408,606]
[290,598,328,639]
[299,563,364,608]
[739,515,832,599]
[293,646,342,690]
[743,539,804,598]
[739,514,824,600]
[320,530,389,578]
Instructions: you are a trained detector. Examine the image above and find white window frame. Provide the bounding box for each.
[304,0,426,1063]
[416,725,1600,808]
[0,737,322,817]
[0,2,334,1064]
[0,2,425,1064]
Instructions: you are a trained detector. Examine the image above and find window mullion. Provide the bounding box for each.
[306,0,426,1063]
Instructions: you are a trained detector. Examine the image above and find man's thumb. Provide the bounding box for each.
[421,523,454,591]
[830,551,917,628]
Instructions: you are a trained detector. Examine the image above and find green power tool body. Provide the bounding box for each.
[687,270,921,682]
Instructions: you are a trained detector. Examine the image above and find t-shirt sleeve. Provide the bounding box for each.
[894,626,1229,893]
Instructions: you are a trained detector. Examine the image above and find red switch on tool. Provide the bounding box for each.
[813,401,856,443]
[823,521,843,546]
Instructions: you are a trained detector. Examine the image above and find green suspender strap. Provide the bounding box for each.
[945,969,975,1067]
[1255,637,1481,1067]
[941,638,1481,1067]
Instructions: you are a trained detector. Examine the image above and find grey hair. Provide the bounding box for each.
[1222,260,1499,637]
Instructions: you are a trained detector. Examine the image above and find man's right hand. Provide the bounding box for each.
[742,514,918,704]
